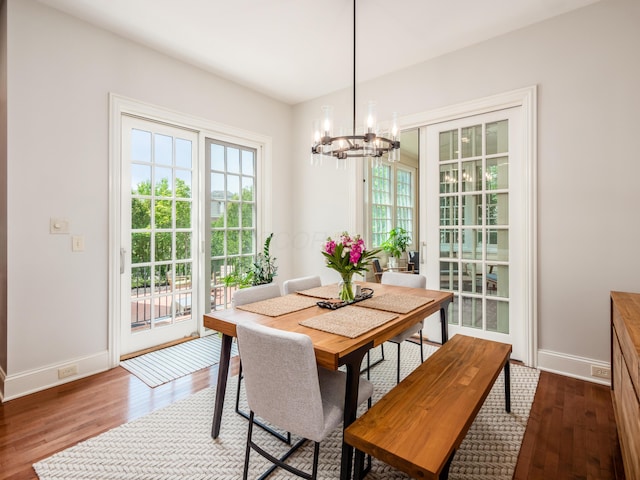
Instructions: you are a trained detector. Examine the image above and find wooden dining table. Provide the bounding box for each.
[203,281,453,480]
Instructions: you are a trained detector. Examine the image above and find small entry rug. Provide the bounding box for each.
[120,334,238,388]
[35,342,539,480]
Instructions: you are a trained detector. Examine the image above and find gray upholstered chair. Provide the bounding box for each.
[282,275,322,295]
[381,271,428,383]
[231,283,285,440]
[231,283,281,307]
[236,321,374,480]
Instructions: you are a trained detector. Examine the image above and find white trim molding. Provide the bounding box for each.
[538,349,611,387]
[1,351,110,402]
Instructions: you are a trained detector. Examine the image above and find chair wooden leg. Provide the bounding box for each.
[419,330,424,363]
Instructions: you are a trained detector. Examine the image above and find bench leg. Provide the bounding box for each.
[439,450,455,480]
[504,360,511,413]
[353,449,365,480]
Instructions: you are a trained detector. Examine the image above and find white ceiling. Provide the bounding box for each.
[38,0,598,105]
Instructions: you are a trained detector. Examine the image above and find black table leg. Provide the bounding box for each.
[440,298,452,344]
[211,333,233,439]
[339,343,372,480]
[504,360,511,413]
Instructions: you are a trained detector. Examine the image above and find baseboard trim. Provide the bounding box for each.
[1,351,111,402]
[537,349,611,387]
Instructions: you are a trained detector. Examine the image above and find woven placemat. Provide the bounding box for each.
[296,285,342,300]
[236,294,319,317]
[299,306,397,338]
[357,293,435,314]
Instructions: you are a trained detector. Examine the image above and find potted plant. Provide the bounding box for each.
[223,233,277,288]
[380,227,411,269]
[251,233,277,286]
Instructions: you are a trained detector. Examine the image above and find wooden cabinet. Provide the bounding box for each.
[611,291,640,480]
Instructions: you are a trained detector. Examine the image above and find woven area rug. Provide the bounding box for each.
[120,335,239,388]
[35,342,539,480]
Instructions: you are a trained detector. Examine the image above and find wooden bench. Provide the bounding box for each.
[345,334,512,480]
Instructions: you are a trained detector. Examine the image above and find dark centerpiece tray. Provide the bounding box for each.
[316,287,374,310]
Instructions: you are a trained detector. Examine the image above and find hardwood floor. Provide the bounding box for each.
[0,359,625,480]
[514,371,625,480]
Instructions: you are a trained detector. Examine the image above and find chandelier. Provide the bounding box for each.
[311,0,400,164]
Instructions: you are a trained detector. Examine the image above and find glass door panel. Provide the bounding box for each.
[425,108,523,358]
[121,116,199,355]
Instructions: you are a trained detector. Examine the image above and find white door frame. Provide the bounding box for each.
[402,86,537,367]
[108,94,273,367]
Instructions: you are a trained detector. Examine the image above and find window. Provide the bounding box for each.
[207,139,257,311]
[368,160,416,250]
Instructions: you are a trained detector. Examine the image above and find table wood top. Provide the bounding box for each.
[204,282,452,371]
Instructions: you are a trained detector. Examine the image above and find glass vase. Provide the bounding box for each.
[339,272,355,302]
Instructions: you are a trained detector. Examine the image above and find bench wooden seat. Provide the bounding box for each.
[345,334,512,480]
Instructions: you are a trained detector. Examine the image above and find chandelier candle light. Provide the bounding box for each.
[311,0,400,166]
[322,232,380,302]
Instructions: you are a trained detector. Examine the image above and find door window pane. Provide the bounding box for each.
[439,163,458,193]
[227,148,240,174]
[439,229,458,258]
[176,201,191,229]
[154,200,172,229]
[461,296,483,328]
[486,120,508,155]
[154,232,172,262]
[440,196,459,226]
[461,125,482,158]
[486,156,508,190]
[461,194,482,226]
[486,299,509,333]
[131,198,151,229]
[175,138,192,169]
[439,130,458,161]
[176,232,191,260]
[437,117,510,332]
[462,159,482,192]
[487,229,509,261]
[486,192,508,225]
[461,228,481,260]
[440,261,460,290]
[154,134,173,165]
[176,170,192,198]
[131,129,151,162]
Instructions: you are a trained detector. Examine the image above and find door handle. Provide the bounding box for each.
[120,248,126,274]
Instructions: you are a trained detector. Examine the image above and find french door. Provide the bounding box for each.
[423,107,526,360]
[120,116,199,355]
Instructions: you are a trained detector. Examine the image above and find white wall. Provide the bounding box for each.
[2,0,293,399]
[292,0,640,381]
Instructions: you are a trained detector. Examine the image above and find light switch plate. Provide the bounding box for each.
[72,235,85,252]
[50,218,70,234]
